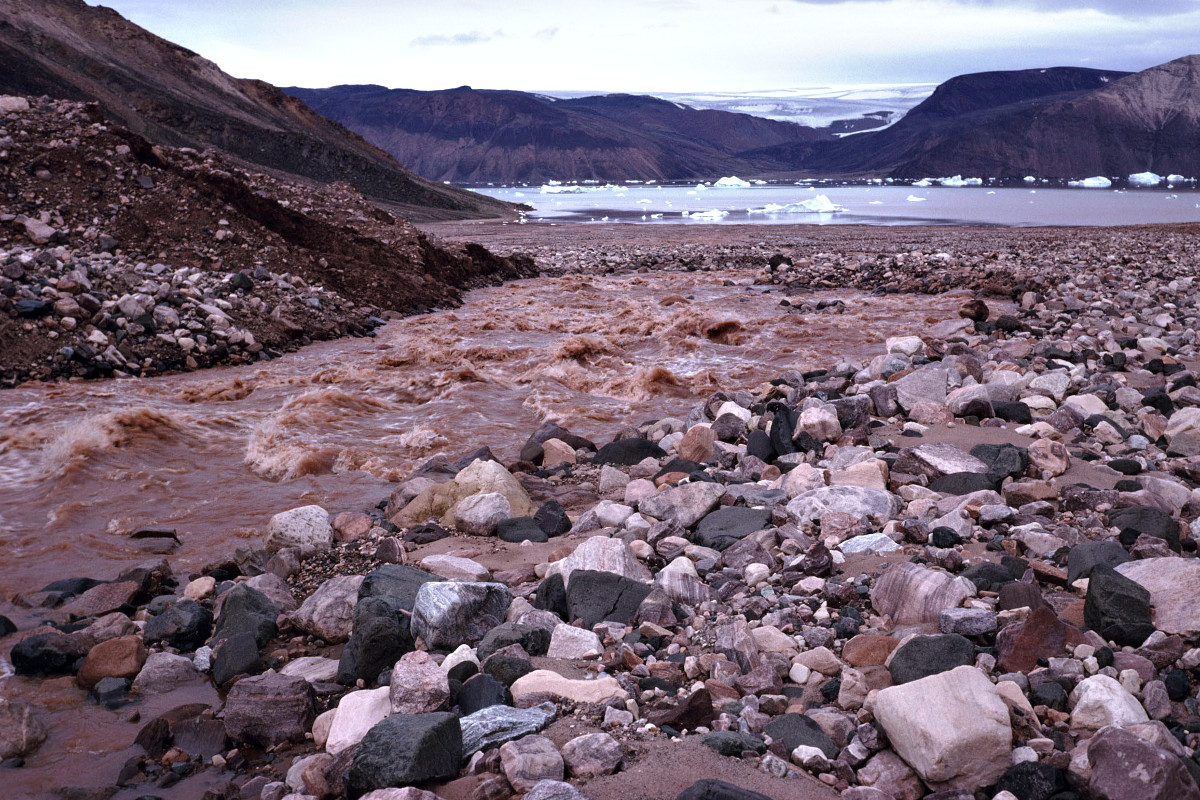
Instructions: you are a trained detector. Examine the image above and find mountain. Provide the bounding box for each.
[802,60,1200,179]
[0,0,512,220]
[282,84,825,183]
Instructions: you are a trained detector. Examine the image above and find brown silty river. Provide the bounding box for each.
[0,270,971,603]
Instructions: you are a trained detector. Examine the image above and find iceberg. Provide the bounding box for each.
[911,178,933,187]
[1167,174,1188,184]
[1068,176,1112,188]
[1023,176,1036,183]
[906,194,927,202]
[1128,172,1164,187]
[540,184,584,194]
[749,194,844,214]
[688,209,729,219]
[713,176,752,188]
[938,175,983,187]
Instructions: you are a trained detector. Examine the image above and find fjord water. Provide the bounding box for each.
[0,271,970,602]
[476,184,1200,226]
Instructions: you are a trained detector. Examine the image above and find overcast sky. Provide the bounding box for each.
[90,0,1200,92]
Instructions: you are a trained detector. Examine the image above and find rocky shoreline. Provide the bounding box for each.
[7,227,1200,800]
[0,96,533,387]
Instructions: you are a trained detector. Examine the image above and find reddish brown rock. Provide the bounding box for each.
[76,634,147,689]
[62,581,140,618]
[843,634,899,667]
[995,606,1083,673]
[332,511,373,542]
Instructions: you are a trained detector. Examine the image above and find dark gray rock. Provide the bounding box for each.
[223,673,314,747]
[930,472,999,496]
[961,562,1016,593]
[456,673,511,715]
[11,634,75,676]
[970,443,1029,481]
[1068,540,1131,584]
[211,631,260,686]
[566,570,652,628]
[676,779,772,800]
[344,712,462,798]
[990,760,1067,800]
[143,599,212,651]
[460,701,555,756]
[533,573,569,620]
[534,500,572,537]
[212,584,277,648]
[477,623,550,661]
[498,517,549,543]
[698,731,766,757]
[1109,506,1180,552]
[337,597,412,686]
[888,634,975,684]
[358,564,444,613]
[1085,565,1155,646]
[762,713,839,758]
[593,439,666,466]
[694,507,772,552]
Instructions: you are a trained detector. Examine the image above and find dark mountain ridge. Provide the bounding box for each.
[0,0,512,219]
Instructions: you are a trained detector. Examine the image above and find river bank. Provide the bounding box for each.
[4,220,1200,800]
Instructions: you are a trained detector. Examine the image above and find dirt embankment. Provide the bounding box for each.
[0,96,534,386]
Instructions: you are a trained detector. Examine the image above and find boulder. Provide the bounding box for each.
[561,732,623,778]
[291,575,362,643]
[344,713,462,798]
[265,505,333,554]
[546,536,651,586]
[326,686,391,755]
[449,492,511,536]
[761,714,838,759]
[420,554,490,582]
[212,583,278,648]
[223,673,315,747]
[460,701,557,756]
[389,651,450,714]
[593,438,666,465]
[638,481,726,527]
[675,780,771,800]
[895,443,990,480]
[338,597,412,686]
[143,599,213,651]
[693,507,772,551]
[887,634,975,684]
[1085,565,1155,646]
[547,624,603,659]
[995,606,1081,673]
[893,368,948,412]
[1087,725,1200,800]
[786,485,902,525]
[566,570,653,628]
[1069,675,1150,730]
[411,581,512,649]
[76,635,147,689]
[873,666,1012,791]
[358,564,443,613]
[0,699,47,759]
[132,652,202,693]
[1068,540,1131,584]
[500,734,564,792]
[870,562,975,625]
[510,670,626,705]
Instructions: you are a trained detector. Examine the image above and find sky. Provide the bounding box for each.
[88,0,1200,93]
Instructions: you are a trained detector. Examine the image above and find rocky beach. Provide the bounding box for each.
[6,109,1200,800]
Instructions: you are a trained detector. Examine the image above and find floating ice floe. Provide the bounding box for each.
[540,184,584,194]
[1128,172,1164,187]
[1023,176,1037,183]
[906,195,927,202]
[712,176,751,188]
[685,209,729,219]
[938,175,983,187]
[1167,174,1188,184]
[749,195,845,214]
[1068,176,1112,188]
[911,179,934,187]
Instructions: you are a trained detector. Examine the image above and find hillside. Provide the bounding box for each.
[0,0,513,219]
[283,84,824,183]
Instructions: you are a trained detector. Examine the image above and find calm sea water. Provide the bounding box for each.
[470,182,1200,226]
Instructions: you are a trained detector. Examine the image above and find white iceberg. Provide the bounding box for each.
[1167,174,1188,184]
[713,176,752,188]
[687,209,729,219]
[906,194,927,202]
[749,194,844,214]
[540,184,584,194]
[1023,176,1037,183]
[911,178,934,187]
[1068,176,1112,188]
[938,175,983,187]
[1128,172,1164,187]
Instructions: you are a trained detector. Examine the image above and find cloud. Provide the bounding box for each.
[789,0,1198,17]
[409,30,504,47]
